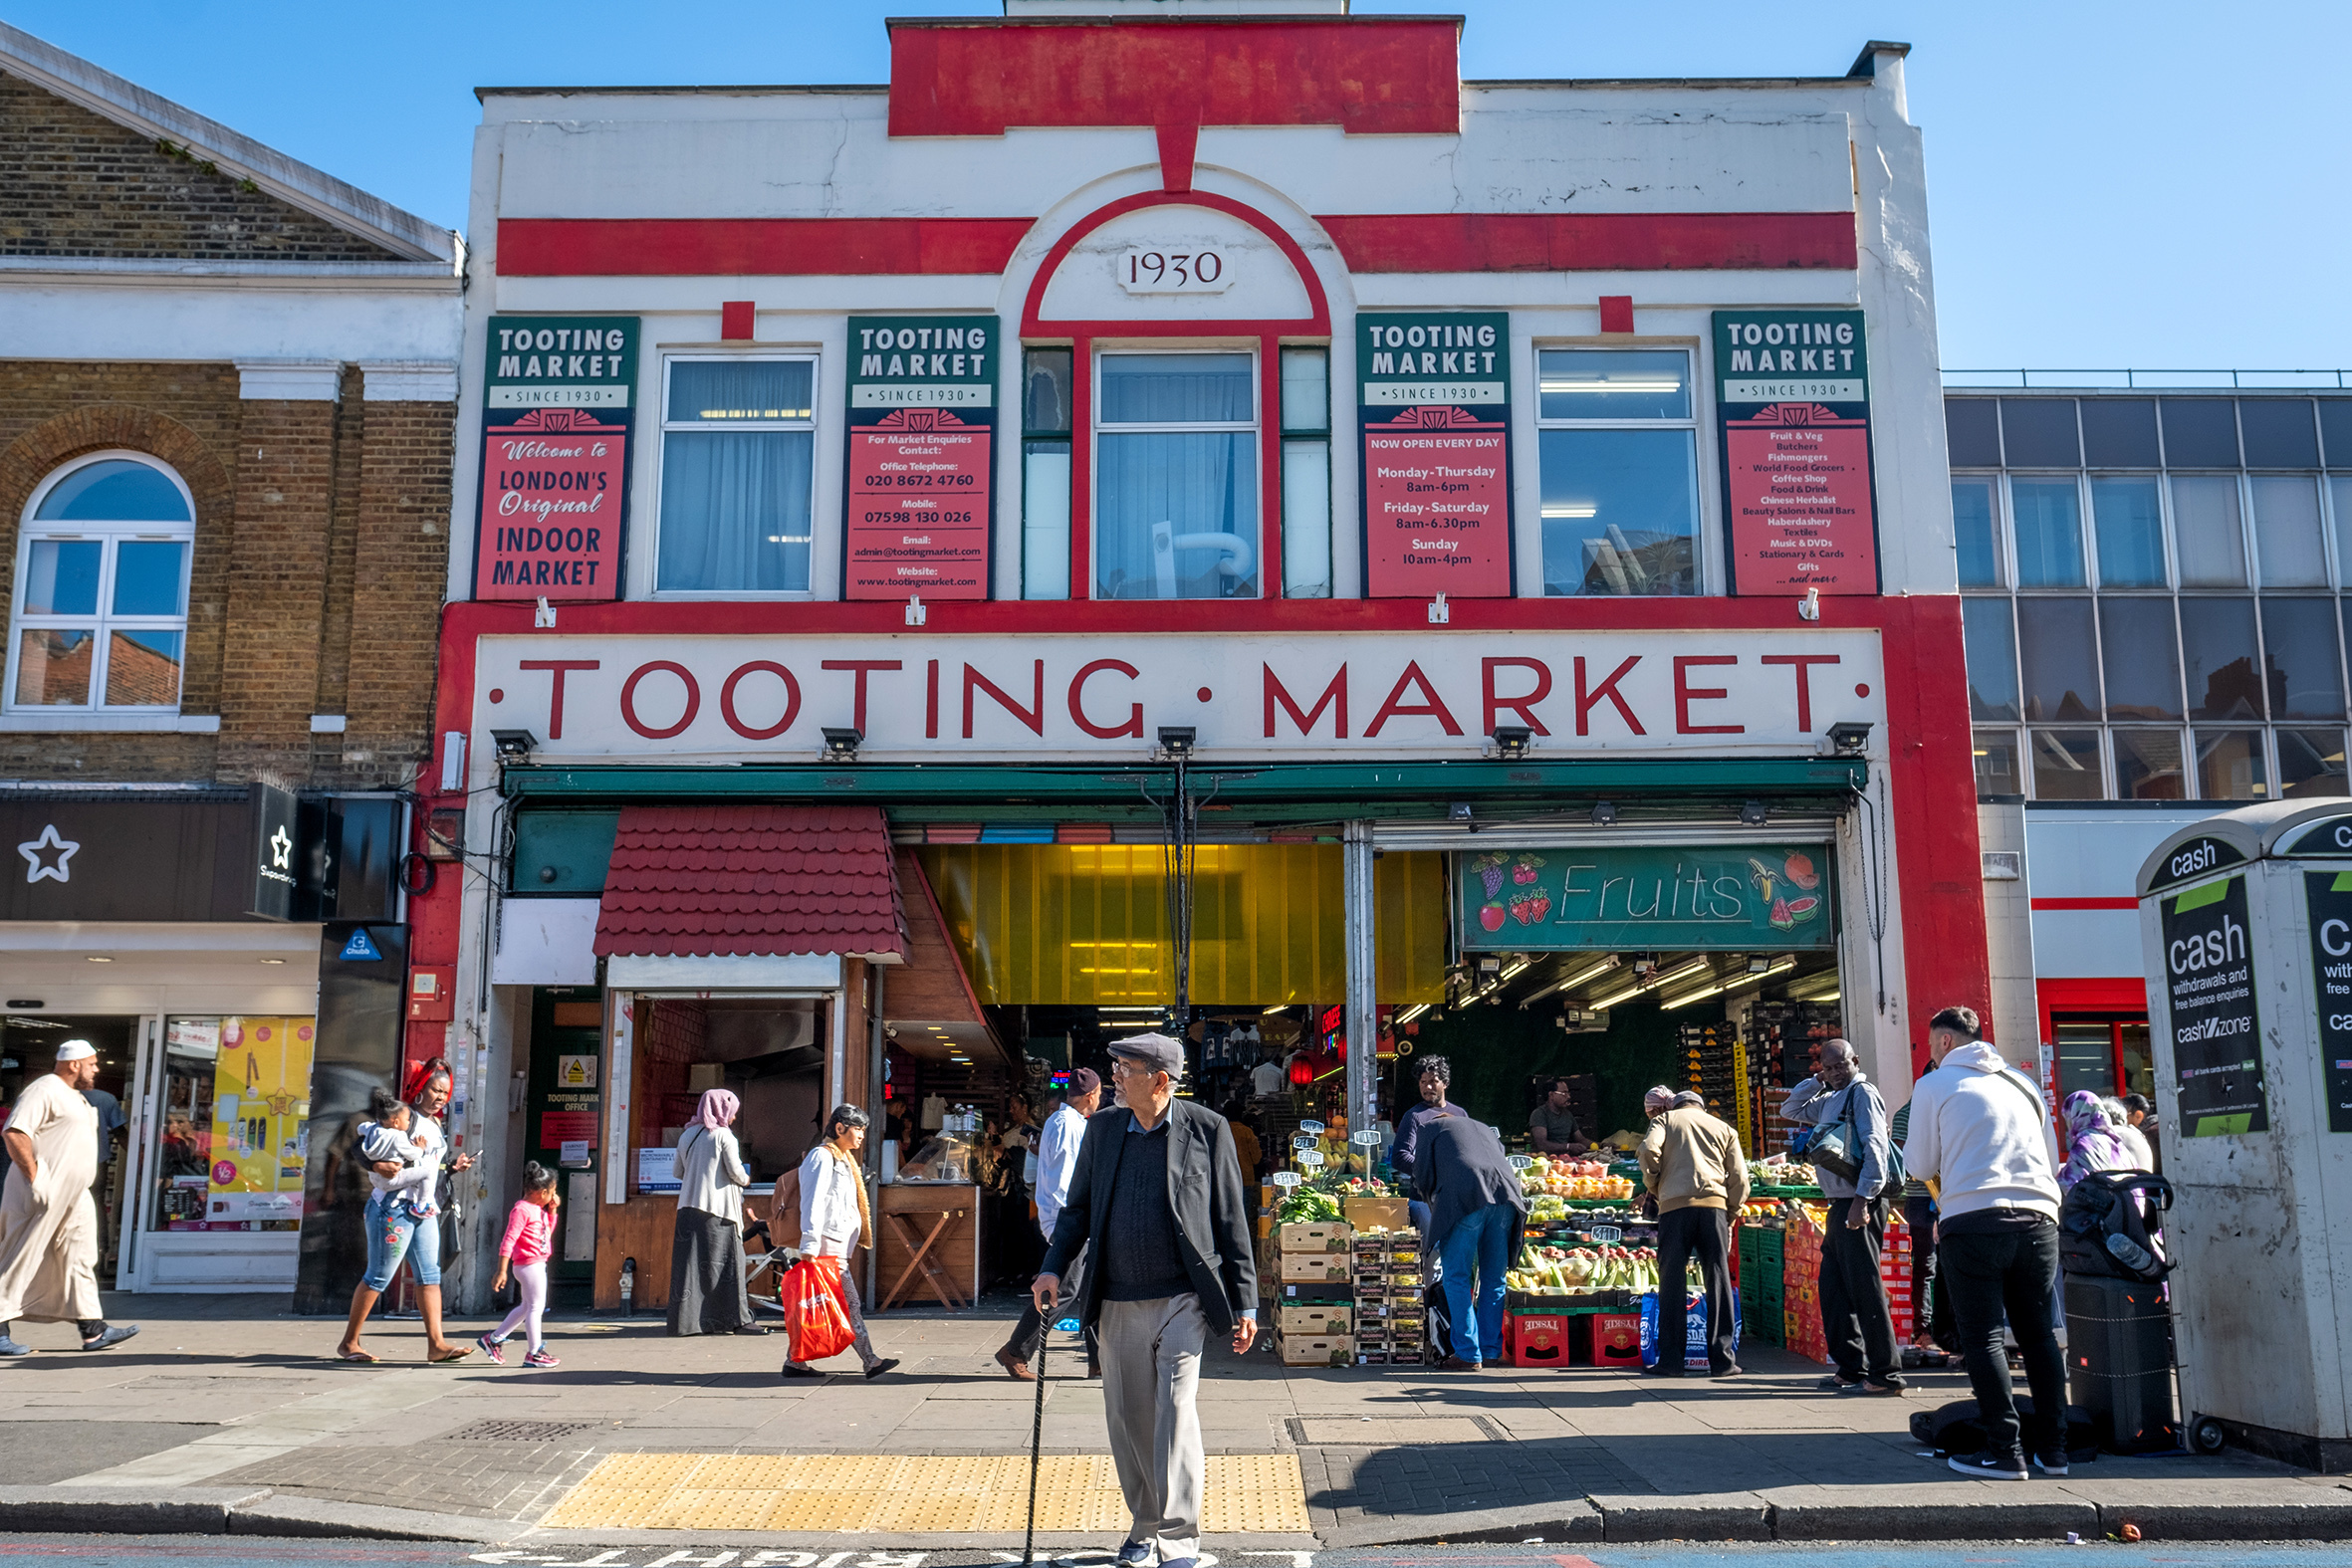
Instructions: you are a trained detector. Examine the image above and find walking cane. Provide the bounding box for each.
[1022,1286,1052,1567]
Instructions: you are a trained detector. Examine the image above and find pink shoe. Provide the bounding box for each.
[523,1348,560,1368]
[477,1334,507,1366]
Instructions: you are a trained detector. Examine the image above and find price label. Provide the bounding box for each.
[1588,1225,1623,1244]
[1298,1149,1326,1168]
[1350,1130,1384,1146]
[1272,1170,1303,1189]
[1298,1120,1326,1135]
[1507,1154,1533,1171]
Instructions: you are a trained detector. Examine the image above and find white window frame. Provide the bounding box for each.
[1089,343,1264,603]
[650,351,821,599]
[6,450,195,720]
[1529,344,1705,597]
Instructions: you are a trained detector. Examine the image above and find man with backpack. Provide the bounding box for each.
[1903,1006,2068,1481]
[1782,1037,1903,1394]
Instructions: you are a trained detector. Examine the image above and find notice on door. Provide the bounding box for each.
[2160,874,2269,1137]
[473,316,637,602]
[844,316,997,600]
[1358,313,1513,599]
[2301,870,2352,1133]
[1713,310,1879,596]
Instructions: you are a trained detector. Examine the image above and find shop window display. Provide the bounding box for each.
[152,1015,317,1232]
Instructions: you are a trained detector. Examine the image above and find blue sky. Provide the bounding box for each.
[13,1,2348,372]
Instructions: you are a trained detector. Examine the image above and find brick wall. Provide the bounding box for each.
[0,72,401,263]
[0,359,454,790]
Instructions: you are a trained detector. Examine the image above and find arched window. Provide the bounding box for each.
[8,453,195,713]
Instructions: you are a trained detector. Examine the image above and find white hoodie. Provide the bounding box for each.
[1901,1042,2063,1222]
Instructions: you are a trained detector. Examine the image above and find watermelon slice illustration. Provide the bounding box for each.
[1784,893,1821,923]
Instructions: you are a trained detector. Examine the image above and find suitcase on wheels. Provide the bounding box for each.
[2064,1273,2177,1454]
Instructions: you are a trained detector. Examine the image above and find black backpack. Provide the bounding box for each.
[2060,1171,2174,1281]
[1911,1396,2099,1464]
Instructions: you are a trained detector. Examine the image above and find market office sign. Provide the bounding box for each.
[471,627,1884,760]
[1456,843,1834,952]
[1713,310,1880,596]
[472,316,638,602]
[1358,312,1514,599]
[842,316,997,600]
[2158,873,2270,1137]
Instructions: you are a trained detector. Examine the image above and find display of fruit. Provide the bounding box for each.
[1517,1155,1634,1201]
[1504,1244,1703,1296]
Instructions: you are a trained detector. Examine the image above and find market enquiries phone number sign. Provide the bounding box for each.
[1358,312,1513,599]
[844,316,997,600]
[472,316,636,602]
[1713,309,1880,596]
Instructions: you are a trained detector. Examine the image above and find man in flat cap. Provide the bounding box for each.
[0,1041,137,1355]
[1035,1033,1257,1568]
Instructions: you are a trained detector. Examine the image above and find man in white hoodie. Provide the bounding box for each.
[1902,1006,2068,1482]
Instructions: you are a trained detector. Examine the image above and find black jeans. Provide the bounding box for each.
[1655,1206,1737,1373]
[1004,1242,1097,1366]
[1904,1194,1956,1350]
[1939,1217,2067,1461]
[1819,1202,1902,1385]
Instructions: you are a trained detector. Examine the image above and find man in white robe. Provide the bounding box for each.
[0,1040,137,1355]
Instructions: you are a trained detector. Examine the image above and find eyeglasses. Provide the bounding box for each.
[1109,1059,1159,1079]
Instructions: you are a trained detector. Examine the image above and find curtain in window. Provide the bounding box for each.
[1099,355,1252,423]
[657,431,814,591]
[1095,432,1257,600]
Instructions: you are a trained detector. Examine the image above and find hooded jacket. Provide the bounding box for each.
[1901,1041,2063,1222]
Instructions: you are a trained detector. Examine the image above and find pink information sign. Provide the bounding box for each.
[844,408,991,599]
[1723,403,1879,594]
[1361,406,1513,599]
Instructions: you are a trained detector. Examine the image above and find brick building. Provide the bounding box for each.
[0,21,461,1299]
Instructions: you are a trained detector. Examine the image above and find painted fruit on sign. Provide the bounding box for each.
[1512,853,1545,885]
[1510,891,1552,925]
[1783,894,1820,922]
[1783,851,1819,890]
[1479,902,1508,932]
[1769,897,1795,931]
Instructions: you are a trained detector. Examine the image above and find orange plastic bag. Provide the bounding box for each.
[783,1254,854,1362]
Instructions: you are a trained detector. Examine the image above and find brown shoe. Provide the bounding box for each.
[994,1346,1035,1381]
[1437,1356,1483,1372]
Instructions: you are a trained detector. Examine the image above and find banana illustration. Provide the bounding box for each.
[1747,855,1776,904]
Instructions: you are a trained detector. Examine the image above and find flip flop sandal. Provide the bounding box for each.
[428,1345,476,1364]
[338,1349,379,1363]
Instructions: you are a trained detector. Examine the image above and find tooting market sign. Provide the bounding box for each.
[470,628,1883,761]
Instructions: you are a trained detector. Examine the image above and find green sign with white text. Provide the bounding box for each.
[1457,844,1835,951]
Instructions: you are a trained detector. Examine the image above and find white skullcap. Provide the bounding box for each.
[56,1039,97,1062]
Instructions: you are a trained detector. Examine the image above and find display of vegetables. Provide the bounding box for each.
[1504,1244,1702,1296]
[1276,1188,1342,1225]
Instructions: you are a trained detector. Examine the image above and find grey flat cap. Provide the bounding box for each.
[1106,1031,1184,1078]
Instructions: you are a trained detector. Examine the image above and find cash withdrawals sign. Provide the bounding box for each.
[2301,869,2352,1133]
[1358,312,1514,599]
[843,316,998,600]
[2159,873,2270,1137]
[1712,309,1881,596]
[473,316,637,602]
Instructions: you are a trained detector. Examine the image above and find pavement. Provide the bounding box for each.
[0,1292,2346,1549]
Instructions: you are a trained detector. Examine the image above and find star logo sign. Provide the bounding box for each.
[19,823,79,884]
[269,825,293,871]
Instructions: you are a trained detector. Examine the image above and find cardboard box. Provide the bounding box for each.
[1280,1253,1350,1283]
[1279,1334,1353,1368]
[1278,1303,1352,1336]
[1280,1222,1352,1253]
[1343,1196,1412,1234]
[1389,1271,1424,1290]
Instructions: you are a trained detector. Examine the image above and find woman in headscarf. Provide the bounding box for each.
[2058,1090,2129,1191]
[667,1087,762,1337]
[2100,1097,2155,1172]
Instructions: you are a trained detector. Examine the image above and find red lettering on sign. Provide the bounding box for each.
[1068,659,1144,739]
[925,660,941,739]
[821,659,904,735]
[963,661,1046,738]
[720,661,802,741]
[1673,655,1744,735]
[1482,657,1552,736]
[1264,665,1348,739]
[1573,656,1644,737]
[620,661,700,740]
[518,658,598,740]
[1363,661,1463,738]
[1760,653,1841,733]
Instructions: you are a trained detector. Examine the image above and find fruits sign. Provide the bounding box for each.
[1457,843,1834,951]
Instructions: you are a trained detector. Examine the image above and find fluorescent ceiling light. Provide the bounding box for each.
[1525,955,1620,1005]
[1539,504,1598,518]
[1539,378,1682,394]
[1392,1004,1430,1025]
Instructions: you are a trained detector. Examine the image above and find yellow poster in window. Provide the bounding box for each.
[205,1015,317,1228]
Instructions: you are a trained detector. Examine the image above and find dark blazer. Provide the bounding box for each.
[1411,1115,1529,1259]
[1038,1098,1258,1334]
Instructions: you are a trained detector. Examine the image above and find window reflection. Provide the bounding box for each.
[2029,729,2103,799]
[2193,730,2269,799]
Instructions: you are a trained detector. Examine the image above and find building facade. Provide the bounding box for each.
[0,23,461,1298]
[418,0,1987,1310]
[1955,382,2352,1108]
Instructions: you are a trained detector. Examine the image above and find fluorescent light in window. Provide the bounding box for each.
[1539,378,1683,394]
[1540,504,1598,519]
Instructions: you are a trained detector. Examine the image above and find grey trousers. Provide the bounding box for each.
[1097,1293,1208,1561]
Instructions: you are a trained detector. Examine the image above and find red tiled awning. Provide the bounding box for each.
[592,805,907,963]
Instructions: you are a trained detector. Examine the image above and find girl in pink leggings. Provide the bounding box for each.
[480,1163,560,1367]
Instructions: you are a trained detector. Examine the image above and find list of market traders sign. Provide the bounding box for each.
[844,316,997,600]
[2160,873,2270,1138]
[1713,309,1880,596]
[1359,312,1513,598]
[472,316,636,602]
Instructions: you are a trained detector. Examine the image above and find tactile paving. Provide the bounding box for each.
[539,1452,1309,1532]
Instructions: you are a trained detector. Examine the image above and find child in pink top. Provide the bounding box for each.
[480,1163,561,1366]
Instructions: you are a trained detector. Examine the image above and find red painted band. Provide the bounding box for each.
[496,218,1036,278]
[2030,896,2139,911]
[1319,211,1858,273]
[885,19,1461,138]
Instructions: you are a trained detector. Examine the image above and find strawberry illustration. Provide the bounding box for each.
[1479,901,1508,932]
[1526,891,1551,923]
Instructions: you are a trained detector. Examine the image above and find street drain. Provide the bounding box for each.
[1288,1415,1507,1445]
[447,1419,603,1443]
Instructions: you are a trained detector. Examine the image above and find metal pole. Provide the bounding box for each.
[865,962,886,1306]
[1342,819,1377,1140]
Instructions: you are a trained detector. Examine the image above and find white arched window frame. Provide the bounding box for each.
[7,451,197,717]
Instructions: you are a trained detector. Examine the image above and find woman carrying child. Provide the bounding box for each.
[480,1162,561,1367]
[335,1059,475,1363]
